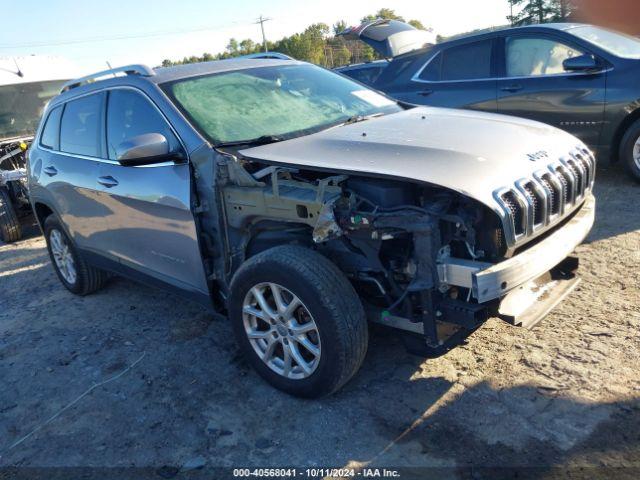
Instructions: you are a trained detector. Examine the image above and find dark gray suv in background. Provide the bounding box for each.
[28,59,595,397]
[341,22,640,181]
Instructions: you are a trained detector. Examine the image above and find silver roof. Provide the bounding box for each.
[151,58,303,83]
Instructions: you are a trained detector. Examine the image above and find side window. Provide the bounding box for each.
[106,89,180,160]
[348,66,384,85]
[418,52,442,81]
[40,106,63,150]
[440,40,493,81]
[506,37,586,77]
[60,94,102,157]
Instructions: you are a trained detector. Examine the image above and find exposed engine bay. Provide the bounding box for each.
[206,151,592,355]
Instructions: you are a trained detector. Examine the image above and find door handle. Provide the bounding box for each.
[98,175,119,188]
[43,165,58,177]
[500,84,523,93]
[418,89,434,97]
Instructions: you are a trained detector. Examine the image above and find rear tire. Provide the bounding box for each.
[620,119,640,182]
[228,245,368,398]
[43,215,106,295]
[0,187,22,243]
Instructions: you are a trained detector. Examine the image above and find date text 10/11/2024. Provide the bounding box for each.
[232,468,401,478]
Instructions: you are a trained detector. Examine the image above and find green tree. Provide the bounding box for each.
[361,8,405,24]
[551,0,576,20]
[275,23,329,64]
[333,20,348,36]
[239,39,256,54]
[508,0,573,25]
[163,9,435,67]
[226,38,239,54]
[408,19,426,30]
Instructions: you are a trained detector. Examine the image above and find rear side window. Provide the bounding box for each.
[440,40,493,81]
[60,94,102,157]
[40,106,62,149]
[345,66,385,85]
[106,89,180,160]
[417,52,442,81]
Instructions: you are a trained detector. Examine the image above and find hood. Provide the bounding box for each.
[338,19,436,58]
[239,107,586,213]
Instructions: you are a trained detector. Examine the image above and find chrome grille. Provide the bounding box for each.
[501,190,525,236]
[539,173,560,216]
[494,147,596,246]
[555,168,569,205]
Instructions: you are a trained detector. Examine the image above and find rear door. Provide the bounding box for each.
[35,93,106,251]
[397,38,498,111]
[496,33,606,146]
[96,87,208,295]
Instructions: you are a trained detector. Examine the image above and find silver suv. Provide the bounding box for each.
[29,60,596,397]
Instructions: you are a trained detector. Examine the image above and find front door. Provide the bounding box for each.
[496,33,606,147]
[97,88,208,296]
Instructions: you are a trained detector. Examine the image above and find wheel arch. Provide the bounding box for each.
[611,106,640,162]
[244,220,314,260]
[33,201,55,229]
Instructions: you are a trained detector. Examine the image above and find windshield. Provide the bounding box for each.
[163,64,401,145]
[0,80,66,140]
[571,25,640,59]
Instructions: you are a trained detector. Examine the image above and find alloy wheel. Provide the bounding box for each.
[633,136,640,170]
[49,229,77,285]
[242,282,321,380]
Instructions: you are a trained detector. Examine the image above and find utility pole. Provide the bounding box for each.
[255,15,272,52]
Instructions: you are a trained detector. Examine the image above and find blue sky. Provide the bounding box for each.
[0,0,509,74]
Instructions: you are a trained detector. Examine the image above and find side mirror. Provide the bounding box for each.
[563,54,600,73]
[116,133,183,166]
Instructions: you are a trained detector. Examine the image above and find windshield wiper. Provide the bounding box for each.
[340,112,385,126]
[216,135,285,148]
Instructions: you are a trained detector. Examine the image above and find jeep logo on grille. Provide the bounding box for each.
[526,150,549,162]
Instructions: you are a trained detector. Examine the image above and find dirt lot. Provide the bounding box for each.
[0,164,639,478]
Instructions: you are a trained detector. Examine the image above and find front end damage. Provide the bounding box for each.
[213,152,595,356]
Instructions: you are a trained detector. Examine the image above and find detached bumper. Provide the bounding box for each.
[438,194,595,303]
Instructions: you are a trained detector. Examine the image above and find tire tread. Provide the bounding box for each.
[0,187,22,243]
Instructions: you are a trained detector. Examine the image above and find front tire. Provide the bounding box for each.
[0,187,21,243]
[620,119,640,182]
[43,215,106,295]
[228,245,368,398]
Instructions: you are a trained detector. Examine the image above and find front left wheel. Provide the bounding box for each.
[228,245,368,398]
[43,215,106,295]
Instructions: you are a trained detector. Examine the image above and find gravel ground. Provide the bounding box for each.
[0,164,638,478]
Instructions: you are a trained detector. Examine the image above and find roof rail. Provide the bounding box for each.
[60,64,155,93]
[238,52,293,60]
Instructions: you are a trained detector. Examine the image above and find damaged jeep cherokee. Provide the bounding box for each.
[28,59,596,397]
